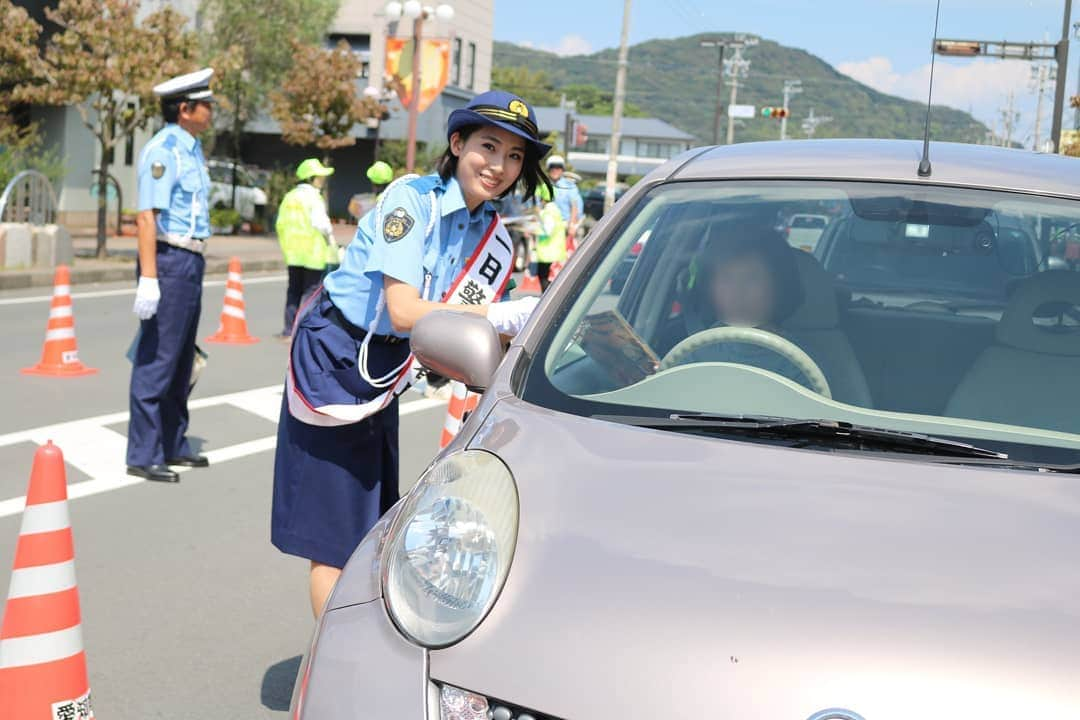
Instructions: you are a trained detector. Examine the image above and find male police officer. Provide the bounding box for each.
[126,68,215,483]
[546,154,583,241]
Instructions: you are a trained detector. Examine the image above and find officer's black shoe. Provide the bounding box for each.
[127,464,180,483]
[166,455,209,468]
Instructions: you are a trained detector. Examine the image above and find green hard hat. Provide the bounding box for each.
[296,158,334,180]
[366,161,393,185]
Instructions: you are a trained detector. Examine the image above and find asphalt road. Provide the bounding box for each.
[0,269,449,718]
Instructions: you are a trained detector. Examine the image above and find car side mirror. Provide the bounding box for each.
[410,310,503,392]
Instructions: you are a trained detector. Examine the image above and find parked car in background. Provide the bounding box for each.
[785,212,830,251]
[207,160,268,222]
[293,140,1080,720]
[583,182,629,220]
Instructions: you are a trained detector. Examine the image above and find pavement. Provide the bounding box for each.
[0,268,450,718]
[0,224,358,290]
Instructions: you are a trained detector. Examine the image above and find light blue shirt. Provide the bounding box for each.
[137,124,211,239]
[323,174,497,337]
[553,177,582,223]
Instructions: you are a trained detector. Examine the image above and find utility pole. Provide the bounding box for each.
[723,36,757,145]
[801,108,832,138]
[781,79,802,140]
[1050,0,1072,152]
[605,0,632,214]
[699,39,726,145]
[1001,90,1019,147]
[561,94,577,159]
[1073,21,1080,130]
[1031,62,1055,151]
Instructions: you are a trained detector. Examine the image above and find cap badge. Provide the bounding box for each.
[508,99,529,118]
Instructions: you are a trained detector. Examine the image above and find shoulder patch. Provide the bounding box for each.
[151,162,166,179]
[383,206,415,242]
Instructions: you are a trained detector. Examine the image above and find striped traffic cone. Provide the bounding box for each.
[518,271,542,294]
[21,266,98,377]
[0,441,94,720]
[439,381,481,449]
[206,257,259,344]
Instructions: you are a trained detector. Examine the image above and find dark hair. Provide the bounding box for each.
[161,98,182,124]
[701,224,805,323]
[436,124,552,202]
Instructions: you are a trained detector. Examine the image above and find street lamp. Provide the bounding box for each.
[385,1,455,171]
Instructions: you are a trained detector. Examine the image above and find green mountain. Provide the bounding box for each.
[493,35,988,145]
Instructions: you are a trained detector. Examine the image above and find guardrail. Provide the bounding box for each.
[0,170,59,226]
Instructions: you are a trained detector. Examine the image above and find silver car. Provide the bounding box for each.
[292,140,1080,720]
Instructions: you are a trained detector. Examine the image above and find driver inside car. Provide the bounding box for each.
[662,224,814,389]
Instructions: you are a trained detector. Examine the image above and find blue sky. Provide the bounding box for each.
[493,0,1080,147]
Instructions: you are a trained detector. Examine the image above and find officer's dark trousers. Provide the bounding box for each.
[127,244,205,467]
[282,266,324,336]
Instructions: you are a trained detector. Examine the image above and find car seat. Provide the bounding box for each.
[945,270,1080,434]
[781,251,874,407]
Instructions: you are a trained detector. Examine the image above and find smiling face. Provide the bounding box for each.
[451,126,526,211]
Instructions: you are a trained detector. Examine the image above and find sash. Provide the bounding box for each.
[286,214,514,426]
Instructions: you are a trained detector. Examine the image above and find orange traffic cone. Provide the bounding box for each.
[21,266,98,377]
[0,441,94,720]
[439,381,480,449]
[518,271,542,294]
[206,257,259,344]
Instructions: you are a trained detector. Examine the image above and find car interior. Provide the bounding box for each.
[551,194,1080,437]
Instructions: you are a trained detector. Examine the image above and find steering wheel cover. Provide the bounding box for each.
[659,326,832,399]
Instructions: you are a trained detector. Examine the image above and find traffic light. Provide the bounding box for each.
[761,107,789,119]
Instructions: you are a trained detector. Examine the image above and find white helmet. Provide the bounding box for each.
[546,154,566,168]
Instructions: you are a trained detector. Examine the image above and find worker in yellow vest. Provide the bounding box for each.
[533,183,567,292]
[275,158,337,338]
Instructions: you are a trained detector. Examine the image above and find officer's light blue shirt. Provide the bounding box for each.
[553,177,582,223]
[137,124,211,239]
[323,174,496,338]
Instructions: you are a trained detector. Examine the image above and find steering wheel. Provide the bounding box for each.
[659,326,832,399]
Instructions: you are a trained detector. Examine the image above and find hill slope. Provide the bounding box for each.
[494,35,988,145]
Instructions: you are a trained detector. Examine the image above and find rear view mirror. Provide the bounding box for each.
[410,310,503,392]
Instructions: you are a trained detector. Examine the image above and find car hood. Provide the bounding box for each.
[429,397,1080,719]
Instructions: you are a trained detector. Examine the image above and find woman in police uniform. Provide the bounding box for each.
[272,91,552,617]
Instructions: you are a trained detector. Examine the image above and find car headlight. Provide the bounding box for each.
[382,450,519,648]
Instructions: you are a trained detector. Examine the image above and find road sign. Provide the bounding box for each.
[728,104,755,119]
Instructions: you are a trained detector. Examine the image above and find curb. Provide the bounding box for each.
[0,258,286,290]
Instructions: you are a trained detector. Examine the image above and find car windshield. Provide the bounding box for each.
[524,180,1080,462]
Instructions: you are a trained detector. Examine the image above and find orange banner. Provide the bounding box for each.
[385,37,451,113]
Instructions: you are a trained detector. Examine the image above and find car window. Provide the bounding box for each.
[791,215,826,229]
[524,180,1080,461]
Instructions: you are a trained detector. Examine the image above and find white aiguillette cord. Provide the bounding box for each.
[358,174,438,389]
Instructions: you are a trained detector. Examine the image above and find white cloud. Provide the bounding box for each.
[837,56,1038,141]
[536,34,593,57]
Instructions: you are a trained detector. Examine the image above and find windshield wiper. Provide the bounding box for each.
[597,412,1008,460]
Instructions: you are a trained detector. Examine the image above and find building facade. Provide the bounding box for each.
[14,0,493,224]
[534,106,698,178]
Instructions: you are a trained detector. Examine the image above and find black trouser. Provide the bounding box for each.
[283,266,325,336]
[537,262,553,292]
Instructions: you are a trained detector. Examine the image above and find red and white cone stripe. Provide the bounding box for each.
[439,381,480,449]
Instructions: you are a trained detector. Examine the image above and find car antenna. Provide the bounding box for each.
[918,0,943,177]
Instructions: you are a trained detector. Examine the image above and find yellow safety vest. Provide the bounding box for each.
[276,184,331,270]
[535,202,567,264]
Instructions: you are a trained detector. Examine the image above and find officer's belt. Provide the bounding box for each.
[325,298,407,345]
[157,234,207,254]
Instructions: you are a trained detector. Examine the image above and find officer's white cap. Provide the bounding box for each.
[153,68,215,101]
[546,154,566,168]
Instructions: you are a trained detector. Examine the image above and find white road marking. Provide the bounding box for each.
[0,274,286,306]
[0,386,447,519]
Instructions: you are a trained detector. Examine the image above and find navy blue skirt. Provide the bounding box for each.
[271,292,408,569]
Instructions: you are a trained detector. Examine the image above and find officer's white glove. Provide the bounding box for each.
[133,276,161,320]
[487,296,539,336]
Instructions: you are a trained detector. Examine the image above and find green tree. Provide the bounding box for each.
[562,83,646,117]
[200,0,341,207]
[0,116,66,193]
[491,66,561,106]
[0,0,198,257]
[271,40,386,162]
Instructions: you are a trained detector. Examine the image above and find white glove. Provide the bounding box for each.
[133,276,161,320]
[487,296,539,336]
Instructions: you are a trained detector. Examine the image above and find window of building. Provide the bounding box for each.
[638,141,679,159]
[583,137,607,154]
[466,41,476,90]
[451,38,462,86]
